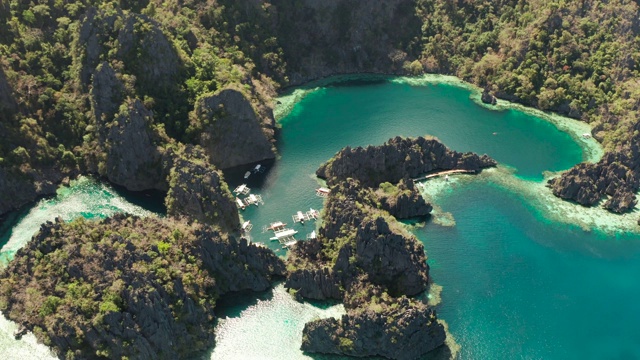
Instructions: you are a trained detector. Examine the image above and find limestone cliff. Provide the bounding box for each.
[288,137,494,359]
[190,89,276,169]
[102,99,167,191]
[0,215,285,360]
[548,126,640,213]
[302,281,445,360]
[165,146,240,233]
[317,135,497,187]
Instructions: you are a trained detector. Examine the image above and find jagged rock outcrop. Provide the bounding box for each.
[90,62,125,133]
[376,178,432,219]
[302,282,445,360]
[77,8,181,93]
[549,133,640,213]
[286,179,430,299]
[191,89,276,169]
[0,166,70,216]
[289,137,490,359]
[165,146,240,233]
[102,99,167,191]
[0,215,285,360]
[317,136,497,187]
[481,89,497,105]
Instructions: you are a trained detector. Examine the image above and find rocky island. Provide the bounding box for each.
[286,136,496,359]
[3,0,640,358]
[0,214,285,359]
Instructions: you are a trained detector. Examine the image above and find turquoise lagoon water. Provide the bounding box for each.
[2,77,639,359]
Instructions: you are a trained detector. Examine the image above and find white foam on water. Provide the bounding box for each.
[1,176,156,260]
[211,284,345,360]
[0,314,57,360]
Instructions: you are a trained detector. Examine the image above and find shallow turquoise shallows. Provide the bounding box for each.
[2,77,640,359]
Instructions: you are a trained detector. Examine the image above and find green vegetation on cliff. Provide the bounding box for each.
[0,214,285,359]
[416,0,640,149]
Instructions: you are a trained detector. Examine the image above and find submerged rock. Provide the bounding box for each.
[0,215,285,360]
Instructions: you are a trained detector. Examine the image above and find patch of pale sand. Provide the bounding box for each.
[419,166,640,234]
[273,87,321,122]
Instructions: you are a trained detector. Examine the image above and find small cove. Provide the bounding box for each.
[1,75,639,359]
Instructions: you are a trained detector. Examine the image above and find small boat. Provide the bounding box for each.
[242,220,252,232]
[266,221,286,231]
[308,208,320,219]
[248,194,260,206]
[582,133,592,139]
[233,184,250,195]
[253,164,263,173]
[274,228,298,238]
[236,198,246,210]
[296,211,305,224]
[445,175,449,181]
[244,171,251,179]
[316,187,330,197]
[307,230,317,240]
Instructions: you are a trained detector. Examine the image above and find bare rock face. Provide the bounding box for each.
[103,99,166,191]
[165,146,240,233]
[354,216,429,297]
[549,142,640,213]
[90,62,125,137]
[376,178,432,219]
[317,136,497,187]
[0,215,285,360]
[481,89,497,105]
[192,89,276,169]
[302,289,445,360]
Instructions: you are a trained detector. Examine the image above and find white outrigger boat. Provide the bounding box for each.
[241,220,253,232]
[236,198,246,210]
[293,208,320,223]
[264,221,287,232]
[269,228,298,242]
[245,193,263,206]
[244,171,251,179]
[293,211,306,224]
[233,184,251,195]
[316,187,330,197]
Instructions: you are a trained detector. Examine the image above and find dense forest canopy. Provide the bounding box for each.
[1,0,640,214]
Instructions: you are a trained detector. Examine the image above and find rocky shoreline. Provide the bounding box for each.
[0,215,285,360]
[286,136,495,360]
